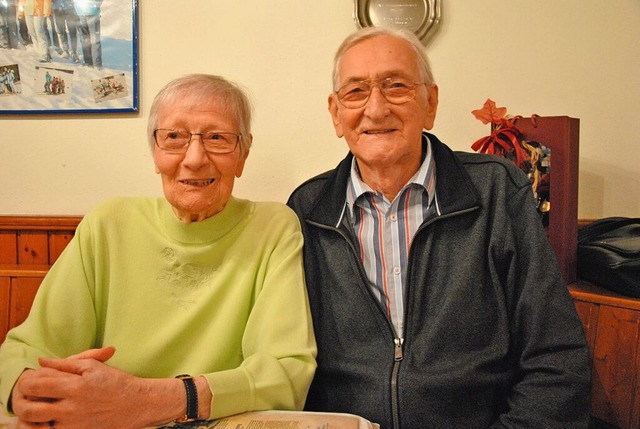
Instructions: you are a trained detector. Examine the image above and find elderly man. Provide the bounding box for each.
[0,74,316,428]
[287,27,590,429]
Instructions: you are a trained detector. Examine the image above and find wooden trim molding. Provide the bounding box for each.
[0,216,83,231]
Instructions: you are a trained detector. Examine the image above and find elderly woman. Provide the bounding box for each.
[0,74,317,428]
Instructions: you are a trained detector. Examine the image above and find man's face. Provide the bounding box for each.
[153,98,249,223]
[328,35,438,174]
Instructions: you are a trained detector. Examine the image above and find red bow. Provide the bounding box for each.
[471,118,530,168]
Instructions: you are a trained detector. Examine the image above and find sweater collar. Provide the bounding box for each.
[158,196,251,244]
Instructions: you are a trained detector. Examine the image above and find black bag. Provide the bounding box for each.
[577,217,640,298]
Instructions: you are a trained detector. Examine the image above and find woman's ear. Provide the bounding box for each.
[235,135,252,178]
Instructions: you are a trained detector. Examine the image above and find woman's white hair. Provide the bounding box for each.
[147,74,253,153]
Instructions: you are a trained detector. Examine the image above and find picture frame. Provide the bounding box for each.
[0,0,138,114]
[512,116,580,284]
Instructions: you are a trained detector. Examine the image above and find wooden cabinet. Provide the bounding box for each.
[571,281,640,429]
[0,266,48,343]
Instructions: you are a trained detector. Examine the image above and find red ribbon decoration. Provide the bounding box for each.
[471,117,530,168]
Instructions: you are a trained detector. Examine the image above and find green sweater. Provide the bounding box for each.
[0,196,317,419]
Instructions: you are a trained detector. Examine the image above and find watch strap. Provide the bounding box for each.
[175,374,198,422]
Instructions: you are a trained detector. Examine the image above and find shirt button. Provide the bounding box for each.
[394,267,401,275]
[390,214,398,222]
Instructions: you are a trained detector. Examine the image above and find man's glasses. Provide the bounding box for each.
[154,129,241,154]
[335,77,424,109]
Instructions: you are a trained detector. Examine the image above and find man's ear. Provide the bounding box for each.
[328,93,344,138]
[423,84,439,130]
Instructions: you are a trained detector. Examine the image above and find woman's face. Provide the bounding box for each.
[153,97,250,223]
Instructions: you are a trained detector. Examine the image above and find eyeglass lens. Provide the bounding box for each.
[337,78,418,108]
[155,130,239,154]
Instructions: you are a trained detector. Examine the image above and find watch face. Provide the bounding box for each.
[354,0,441,42]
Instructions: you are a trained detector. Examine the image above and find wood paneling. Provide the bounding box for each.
[0,277,9,344]
[0,232,17,264]
[592,307,640,428]
[9,276,44,332]
[574,299,599,355]
[17,231,49,265]
[49,231,75,264]
[0,267,48,343]
[0,216,80,343]
[0,216,81,265]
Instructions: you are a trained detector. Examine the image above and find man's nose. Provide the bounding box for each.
[363,86,390,115]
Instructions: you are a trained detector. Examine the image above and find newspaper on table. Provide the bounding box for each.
[0,409,379,429]
[157,410,379,429]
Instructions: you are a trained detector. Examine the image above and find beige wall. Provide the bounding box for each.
[1,1,639,218]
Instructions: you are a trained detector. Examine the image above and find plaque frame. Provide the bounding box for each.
[354,0,441,42]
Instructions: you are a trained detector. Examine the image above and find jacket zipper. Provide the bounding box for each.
[308,221,410,429]
[391,337,404,429]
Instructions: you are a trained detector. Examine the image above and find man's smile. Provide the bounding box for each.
[364,129,396,134]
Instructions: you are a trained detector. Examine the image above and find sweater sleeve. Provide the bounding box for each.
[0,218,98,414]
[202,210,317,419]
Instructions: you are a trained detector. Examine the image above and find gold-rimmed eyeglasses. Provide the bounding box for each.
[335,77,424,109]
[153,129,241,154]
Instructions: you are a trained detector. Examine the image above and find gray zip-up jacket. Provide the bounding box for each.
[287,133,591,429]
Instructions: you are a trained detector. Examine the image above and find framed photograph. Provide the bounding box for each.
[0,0,138,114]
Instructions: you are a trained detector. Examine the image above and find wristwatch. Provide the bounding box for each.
[175,374,199,422]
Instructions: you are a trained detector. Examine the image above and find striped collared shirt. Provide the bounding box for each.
[343,136,437,337]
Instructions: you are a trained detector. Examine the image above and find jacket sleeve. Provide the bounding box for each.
[492,182,591,428]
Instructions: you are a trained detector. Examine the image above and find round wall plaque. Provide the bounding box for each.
[354,0,441,42]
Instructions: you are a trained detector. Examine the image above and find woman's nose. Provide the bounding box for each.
[182,135,210,166]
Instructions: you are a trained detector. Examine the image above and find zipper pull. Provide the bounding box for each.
[394,337,404,361]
